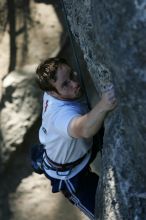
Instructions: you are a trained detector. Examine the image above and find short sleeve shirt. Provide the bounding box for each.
[39,92,93,164]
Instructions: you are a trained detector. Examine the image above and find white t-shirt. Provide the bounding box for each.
[39,93,93,178]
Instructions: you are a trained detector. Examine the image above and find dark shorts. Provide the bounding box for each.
[44,165,99,220]
[42,131,103,219]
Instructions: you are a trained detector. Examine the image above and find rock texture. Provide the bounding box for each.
[63,0,146,219]
[0,65,42,172]
[0,0,63,170]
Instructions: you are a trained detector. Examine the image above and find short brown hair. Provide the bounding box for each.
[36,57,68,92]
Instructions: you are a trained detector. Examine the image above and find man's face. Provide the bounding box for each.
[51,64,83,100]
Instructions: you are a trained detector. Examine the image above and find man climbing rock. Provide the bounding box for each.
[35,57,117,219]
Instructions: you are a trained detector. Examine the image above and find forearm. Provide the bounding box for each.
[69,101,108,138]
[82,86,117,137]
[69,88,117,139]
[82,102,107,138]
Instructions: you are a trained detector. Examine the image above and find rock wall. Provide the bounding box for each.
[63,0,146,219]
[0,65,42,172]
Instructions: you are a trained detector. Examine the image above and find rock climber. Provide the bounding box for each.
[35,57,117,219]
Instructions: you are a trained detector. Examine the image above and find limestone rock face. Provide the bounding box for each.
[0,65,42,172]
[63,0,146,219]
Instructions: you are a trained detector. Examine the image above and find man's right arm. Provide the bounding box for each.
[68,89,117,138]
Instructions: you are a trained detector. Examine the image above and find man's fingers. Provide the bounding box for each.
[106,90,116,102]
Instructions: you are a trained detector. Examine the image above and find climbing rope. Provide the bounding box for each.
[60,0,91,110]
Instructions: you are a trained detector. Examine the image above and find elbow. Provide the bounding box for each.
[72,126,92,139]
[69,115,94,139]
[81,128,93,138]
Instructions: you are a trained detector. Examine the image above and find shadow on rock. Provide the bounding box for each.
[0,117,41,220]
